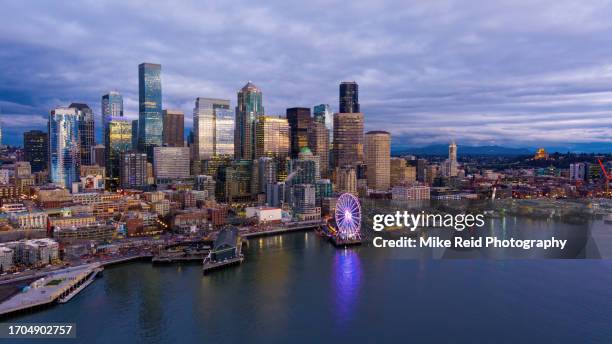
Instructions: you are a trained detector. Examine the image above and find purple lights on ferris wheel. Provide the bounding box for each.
[335,193,361,240]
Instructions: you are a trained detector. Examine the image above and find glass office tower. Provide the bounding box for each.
[24,130,49,173]
[162,109,184,147]
[193,98,230,160]
[49,107,81,188]
[69,103,95,166]
[131,120,139,150]
[333,112,364,168]
[286,107,311,159]
[138,63,162,159]
[102,91,123,129]
[313,104,333,143]
[235,82,264,160]
[215,108,235,157]
[105,117,132,189]
[255,116,290,160]
[339,81,359,113]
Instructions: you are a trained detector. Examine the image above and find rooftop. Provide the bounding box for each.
[241,81,260,92]
[366,130,390,135]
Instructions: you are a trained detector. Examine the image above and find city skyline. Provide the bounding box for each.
[1,1,612,148]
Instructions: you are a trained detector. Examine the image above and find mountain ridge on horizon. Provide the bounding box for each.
[392,142,612,156]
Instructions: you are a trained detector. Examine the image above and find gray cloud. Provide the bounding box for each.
[0,0,611,148]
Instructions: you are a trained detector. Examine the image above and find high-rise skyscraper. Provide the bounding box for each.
[131,120,138,150]
[339,81,359,113]
[120,152,147,189]
[286,107,311,158]
[308,120,329,178]
[314,104,333,143]
[138,63,162,158]
[235,82,263,160]
[194,98,231,160]
[105,117,132,189]
[68,103,95,166]
[333,112,364,168]
[49,107,81,188]
[365,131,391,191]
[162,109,184,147]
[101,91,123,131]
[255,116,290,160]
[23,130,48,173]
[92,144,106,167]
[257,157,278,194]
[215,108,235,157]
[448,140,458,177]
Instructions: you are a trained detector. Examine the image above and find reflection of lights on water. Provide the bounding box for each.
[332,249,362,327]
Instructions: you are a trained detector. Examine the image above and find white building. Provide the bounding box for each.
[569,163,586,181]
[392,184,430,200]
[9,211,48,230]
[1,238,59,266]
[245,206,282,223]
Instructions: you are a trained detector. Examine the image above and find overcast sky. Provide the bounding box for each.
[1,0,612,147]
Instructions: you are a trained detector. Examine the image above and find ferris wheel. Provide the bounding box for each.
[335,193,361,240]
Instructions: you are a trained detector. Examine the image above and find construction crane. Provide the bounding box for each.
[284,167,303,183]
[597,159,611,195]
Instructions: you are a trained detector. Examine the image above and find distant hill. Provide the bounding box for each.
[541,142,612,154]
[392,142,612,156]
[392,144,533,156]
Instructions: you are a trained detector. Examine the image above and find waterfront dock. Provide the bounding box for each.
[0,264,103,316]
[330,236,362,247]
[202,257,243,274]
[101,254,153,266]
[152,252,208,263]
[202,227,244,274]
[241,220,322,238]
